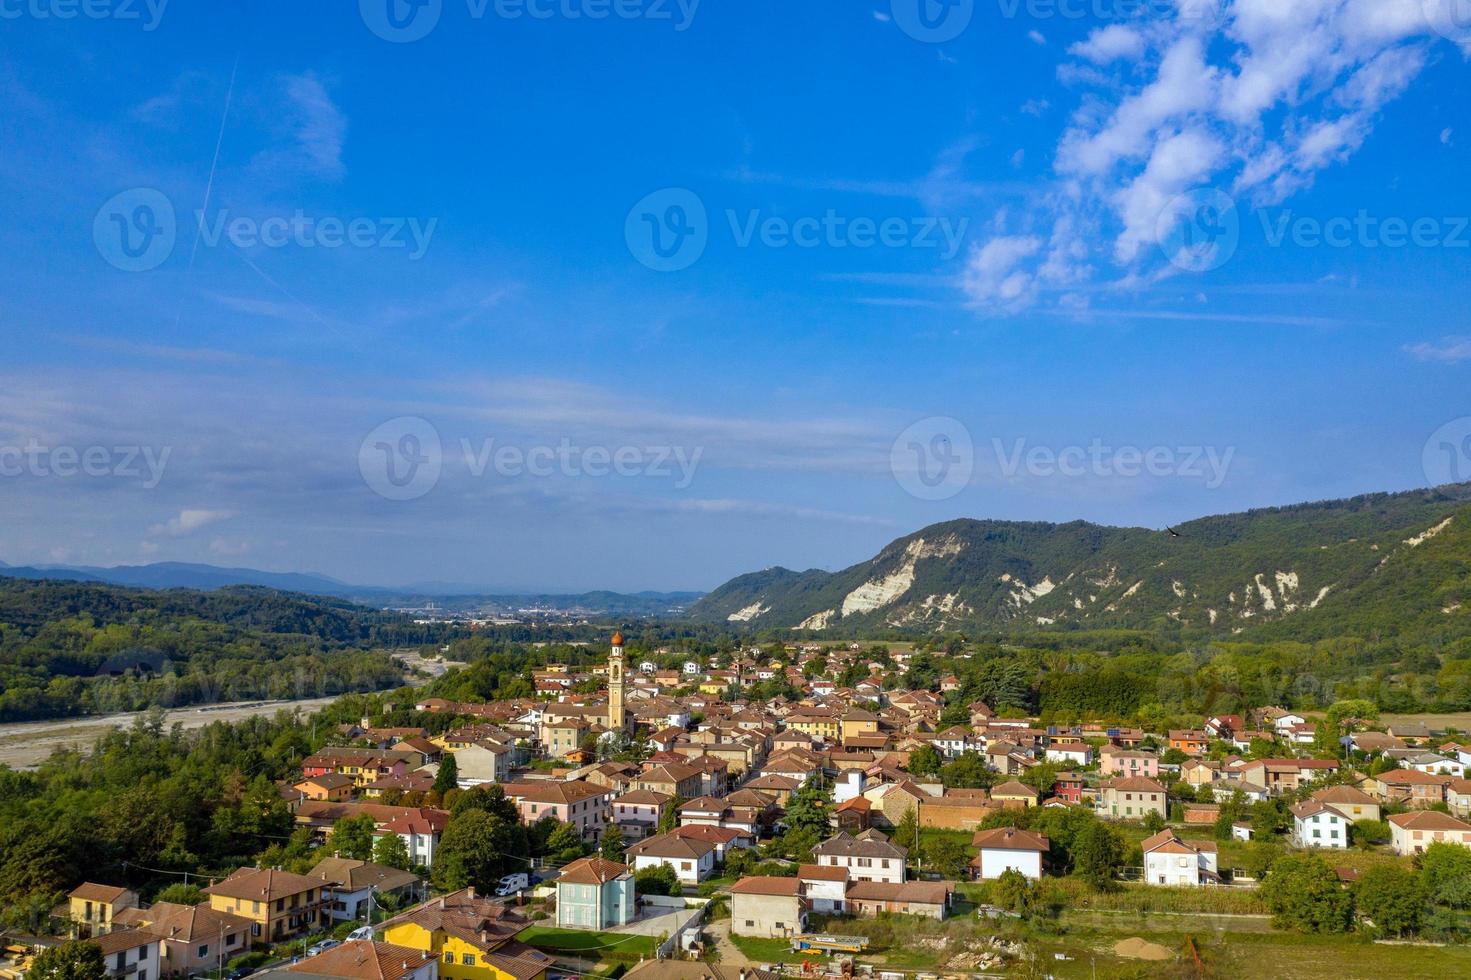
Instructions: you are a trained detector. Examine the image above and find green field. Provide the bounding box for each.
[517,926,658,959]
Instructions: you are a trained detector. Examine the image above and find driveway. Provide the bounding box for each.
[611,905,703,939]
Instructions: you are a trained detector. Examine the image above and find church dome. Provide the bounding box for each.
[611,631,624,647]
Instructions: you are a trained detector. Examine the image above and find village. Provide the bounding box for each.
[9,632,1471,980]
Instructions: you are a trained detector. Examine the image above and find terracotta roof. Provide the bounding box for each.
[626,832,715,859]
[1311,785,1378,804]
[729,876,801,897]
[481,940,554,980]
[134,902,253,943]
[971,826,1049,852]
[613,789,674,806]
[1102,776,1167,793]
[796,864,848,882]
[990,780,1037,798]
[289,941,436,980]
[812,830,906,860]
[556,857,629,886]
[503,780,611,805]
[69,883,131,903]
[379,889,528,950]
[205,867,323,902]
[1389,811,1471,831]
[309,858,421,893]
[1141,829,1216,854]
[845,880,951,905]
[92,929,157,955]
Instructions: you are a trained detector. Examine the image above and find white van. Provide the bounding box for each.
[494,873,529,897]
[346,926,375,942]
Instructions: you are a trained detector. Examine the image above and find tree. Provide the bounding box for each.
[939,752,993,790]
[1356,865,1425,937]
[599,824,626,862]
[1351,819,1389,849]
[783,783,832,840]
[923,837,970,880]
[993,868,1036,917]
[1141,810,1165,835]
[31,942,104,980]
[1260,854,1353,933]
[153,883,204,906]
[907,744,943,777]
[433,754,459,795]
[1072,822,1125,889]
[658,795,684,834]
[1418,841,1471,909]
[433,811,525,893]
[373,832,412,871]
[634,863,681,896]
[895,805,921,856]
[547,822,590,863]
[328,814,377,861]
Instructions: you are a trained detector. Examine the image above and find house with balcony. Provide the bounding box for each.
[1142,830,1219,886]
[381,889,550,980]
[68,883,139,939]
[203,867,330,944]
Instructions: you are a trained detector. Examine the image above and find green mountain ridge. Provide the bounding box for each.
[690,484,1471,641]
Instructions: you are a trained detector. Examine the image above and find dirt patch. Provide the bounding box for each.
[1113,937,1172,961]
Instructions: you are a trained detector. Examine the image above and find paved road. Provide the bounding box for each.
[0,694,345,769]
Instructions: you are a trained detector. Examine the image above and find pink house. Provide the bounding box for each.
[1100,749,1159,778]
[504,779,614,840]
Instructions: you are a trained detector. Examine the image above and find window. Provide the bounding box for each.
[198,945,209,958]
[462,954,475,965]
[443,953,453,964]
[745,920,754,927]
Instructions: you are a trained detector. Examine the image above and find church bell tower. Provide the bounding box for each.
[608,631,627,733]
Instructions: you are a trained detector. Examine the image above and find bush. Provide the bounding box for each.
[634,863,681,896]
[1260,853,1353,933]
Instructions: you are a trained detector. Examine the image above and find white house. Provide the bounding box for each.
[1271,712,1307,735]
[1290,801,1350,849]
[682,661,701,675]
[931,727,975,759]
[1408,753,1467,778]
[1141,830,1219,886]
[811,830,906,885]
[96,929,160,980]
[798,864,849,914]
[1044,743,1093,767]
[624,832,717,884]
[639,661,657,674]
[833,769,866,805]
[970,827,1048,881]
[1389,811,1471,856]
[452,743,511,787]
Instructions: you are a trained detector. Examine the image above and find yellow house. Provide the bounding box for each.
[382,889,550,980]
[786,712,840,742]
[698,680,727,697]
[203,867,329,944]
[67,883,138,938]
[839,709,880,743]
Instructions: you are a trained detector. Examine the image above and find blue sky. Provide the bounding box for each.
[1,0,1469,592]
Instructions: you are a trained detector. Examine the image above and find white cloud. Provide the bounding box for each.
[1069,25,1146,64]
[1441,127,1454,145]
[1028,30,1047,45]
[964,0,1445,312]
[1405,337,1471,363]
[252,72,346,180]
[151,509,236,537]
[872,10,890,22]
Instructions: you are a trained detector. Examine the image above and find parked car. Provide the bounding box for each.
[307,940,341,957]
[346,926,375,942]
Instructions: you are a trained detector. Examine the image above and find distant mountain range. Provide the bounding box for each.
[689,484,1471,640]
[0,561,702,617]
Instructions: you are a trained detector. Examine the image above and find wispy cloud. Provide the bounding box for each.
[251,72,346,180]
[1405,337,1471,363]
[961,0,1448,313]
[151,509,236,537]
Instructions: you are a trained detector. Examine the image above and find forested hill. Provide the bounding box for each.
[0,580,435,722]
[690,484,1471,642]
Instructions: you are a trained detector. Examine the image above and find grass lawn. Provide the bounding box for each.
[516,926,658,959]
[728,935,805,964]
[1034,921,1471,979]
